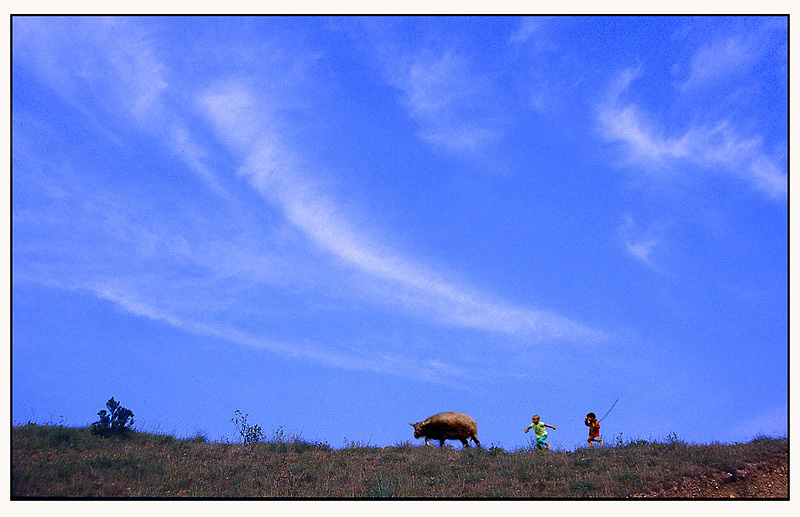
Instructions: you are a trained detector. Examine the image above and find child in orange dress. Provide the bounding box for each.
[585,412,603,447]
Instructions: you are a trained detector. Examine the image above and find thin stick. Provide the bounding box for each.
[598,398,619,422]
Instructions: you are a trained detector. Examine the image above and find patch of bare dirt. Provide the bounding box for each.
[631,451,788,499]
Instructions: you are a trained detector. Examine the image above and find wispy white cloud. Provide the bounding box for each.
[199,82,605,344]
[15,18,608,386]
[618,214,666,270]
[384,49,503,155]
[626,240,658,264]
[168,124,230,198]
[83,279,475,385]
[14,17,228,197]
[678,36,753,92]
[508,17,543,44]
[598,67,786,199]
[14,17,168,122]
[676,20,785,93]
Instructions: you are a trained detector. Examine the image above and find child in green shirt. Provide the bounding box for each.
[524,415,556,450]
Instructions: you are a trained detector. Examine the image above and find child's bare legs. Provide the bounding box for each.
[535,436,550,451]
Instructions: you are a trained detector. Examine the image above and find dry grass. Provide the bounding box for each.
[11,424,787,498]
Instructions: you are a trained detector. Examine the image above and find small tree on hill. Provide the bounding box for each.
[91,397,135,438]
[232,410,264,444]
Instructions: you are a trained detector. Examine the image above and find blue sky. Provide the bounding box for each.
[11,16,787,450]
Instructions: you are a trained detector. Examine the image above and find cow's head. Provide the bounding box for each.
[409,420,430,438]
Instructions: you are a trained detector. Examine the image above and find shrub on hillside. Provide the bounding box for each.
[231,410,264,444]
[90,397,135,438]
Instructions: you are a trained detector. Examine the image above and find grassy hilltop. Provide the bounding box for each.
[12,423,787,498]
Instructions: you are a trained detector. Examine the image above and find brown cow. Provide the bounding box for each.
[410,412,481,448]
